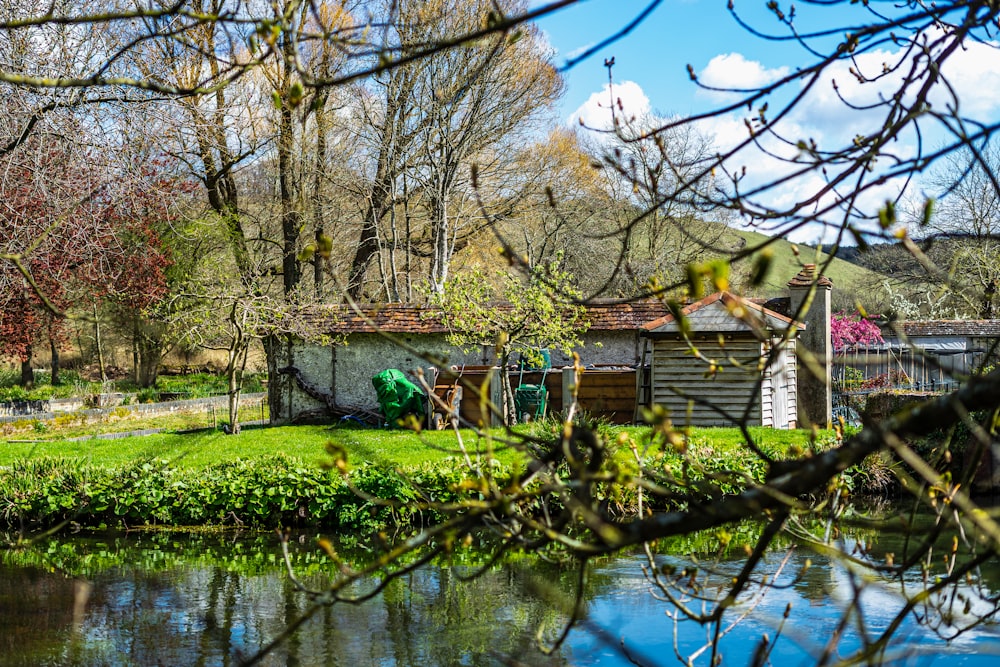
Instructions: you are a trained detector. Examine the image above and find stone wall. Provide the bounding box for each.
[0,393,267,426]
[864,390,1000,496]
[279,329,649,422]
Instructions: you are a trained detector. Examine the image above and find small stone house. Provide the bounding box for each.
[272,301,672,423]
[639,292,804,429]
[272,272,833,428]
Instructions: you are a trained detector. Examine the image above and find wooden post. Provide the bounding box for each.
[562,368,576,419]
[490,367,504,427]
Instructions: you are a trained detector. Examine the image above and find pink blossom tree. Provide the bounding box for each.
[831,311,884,352]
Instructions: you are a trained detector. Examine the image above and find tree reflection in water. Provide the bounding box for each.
[2,523,1000,666]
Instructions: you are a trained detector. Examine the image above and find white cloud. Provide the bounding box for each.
[931,36,1000,117]
[566,31,999,245]
[685,36,976,242]
[568,80,651,130]
[696,53,789,102]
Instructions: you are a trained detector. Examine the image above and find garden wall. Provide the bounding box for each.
[0,393,268,427]
[864,390,1000,496]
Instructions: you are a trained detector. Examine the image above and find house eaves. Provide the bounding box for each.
[889,320,1000,338]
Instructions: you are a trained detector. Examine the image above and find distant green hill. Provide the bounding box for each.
[726,228,886,305]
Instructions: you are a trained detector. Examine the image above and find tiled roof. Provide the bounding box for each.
[575,300,672,329]
[298,304,447,334]
[889,320,1000,337]
[295,300,673,335]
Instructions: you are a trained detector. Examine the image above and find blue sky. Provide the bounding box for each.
[530,0,1000,243]
[534,0,843,122]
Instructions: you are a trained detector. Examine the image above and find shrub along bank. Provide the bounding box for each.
[1,454,478,533]
[0,424,868,533]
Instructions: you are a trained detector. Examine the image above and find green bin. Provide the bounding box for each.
[514,383,547,422]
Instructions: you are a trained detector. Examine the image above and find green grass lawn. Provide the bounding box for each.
[0,424,539,470]
[1,419,840,472]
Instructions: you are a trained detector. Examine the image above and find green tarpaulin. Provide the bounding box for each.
[372,369,426,428]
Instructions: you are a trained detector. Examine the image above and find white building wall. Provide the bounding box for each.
[333,333,489,409]
[550,331,644,368]
[282,330,648,421]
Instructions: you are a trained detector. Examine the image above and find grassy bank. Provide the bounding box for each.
[1,423,866,533]
[1,424,479,470]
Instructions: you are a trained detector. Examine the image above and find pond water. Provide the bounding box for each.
[3,524,1000,667]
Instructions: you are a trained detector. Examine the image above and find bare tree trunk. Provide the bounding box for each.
[312,95,329,300]
[136,329,163,388]
[49,335,60,385]
[131,323,140,385]
[429,188,451,294]
[227,346,245,435]
[388,183,401,301]
[348,197,387,299]
[20,347,34,388]
[263,333,285,425]
[347,67,416,300]
[278,99,301,298]
[403,175,413,301]
[94,302,107,383]
[224,302,249,435]
[498,350,516,426]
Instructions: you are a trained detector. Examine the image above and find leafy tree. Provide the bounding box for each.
[431,262,588,425]
[0,135,96,386]
[0,138,178,388]
[96,159,191,388]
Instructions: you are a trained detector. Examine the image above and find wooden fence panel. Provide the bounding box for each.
[436,366,639,426]
[564,367,638,424]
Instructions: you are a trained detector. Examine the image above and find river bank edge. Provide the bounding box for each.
[0,421,910,535]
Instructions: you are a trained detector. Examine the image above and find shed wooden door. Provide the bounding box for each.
[769,343,791,429]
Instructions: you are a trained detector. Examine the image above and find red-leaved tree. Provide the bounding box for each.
[0,141,91,386]
[0,139,179,387]
[92,159,187,387]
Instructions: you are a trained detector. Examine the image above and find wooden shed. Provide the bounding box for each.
[639,292,804,429]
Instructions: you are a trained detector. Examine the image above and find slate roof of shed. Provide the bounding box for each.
[639,292,804,336]
[296,301,674,335]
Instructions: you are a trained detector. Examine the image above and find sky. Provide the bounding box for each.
[529,0,1000,243]
[534,0,800,121]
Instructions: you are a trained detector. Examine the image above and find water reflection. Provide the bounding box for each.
[2,525,1000,666]
[1,532,570,666]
